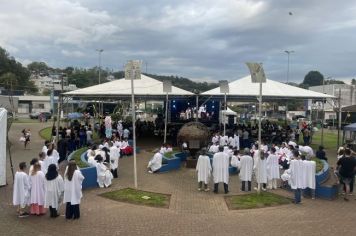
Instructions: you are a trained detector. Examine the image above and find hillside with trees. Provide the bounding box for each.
[0,47,37,93]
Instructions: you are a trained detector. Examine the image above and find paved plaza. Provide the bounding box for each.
[0,123,355,236]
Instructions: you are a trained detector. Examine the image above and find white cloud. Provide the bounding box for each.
[61,50,85,58]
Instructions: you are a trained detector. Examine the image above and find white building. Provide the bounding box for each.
[30,75,77,94]
[309,84,356,120]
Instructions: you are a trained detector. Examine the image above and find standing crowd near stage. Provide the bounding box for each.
[12,119,356,219]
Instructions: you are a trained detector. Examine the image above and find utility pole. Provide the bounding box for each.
[96,49,104,116]
[337,88,342,149]
[284,50,294,124]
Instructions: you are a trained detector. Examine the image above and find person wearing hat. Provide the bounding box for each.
[196,148,211,191]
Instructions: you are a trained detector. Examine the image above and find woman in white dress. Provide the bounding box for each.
[95,155,113,188]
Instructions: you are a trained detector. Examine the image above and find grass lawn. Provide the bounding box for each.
[70,147,89,168]
[39,127,52,141]
[225,192,292,210]
[310,129,340,151]
[100,188,170,208]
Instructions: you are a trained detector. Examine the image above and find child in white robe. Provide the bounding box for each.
[266,147,280,189]
[29,163,46,215]
[13,162,30,218]
[196,148,211,191]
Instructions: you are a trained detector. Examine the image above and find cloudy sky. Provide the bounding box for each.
[1,0,356,83]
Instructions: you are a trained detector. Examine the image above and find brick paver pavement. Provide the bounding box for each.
[0,123,355,236]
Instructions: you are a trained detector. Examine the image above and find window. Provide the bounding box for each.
[38,104,45,109]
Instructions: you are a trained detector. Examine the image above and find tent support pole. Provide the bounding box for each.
[164,93,168,143]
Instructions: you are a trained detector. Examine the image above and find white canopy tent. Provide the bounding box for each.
[0,108,7,186]
[201,75,335,100]
[64,74,194,98]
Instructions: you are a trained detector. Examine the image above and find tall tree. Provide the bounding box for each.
[0,47,37,93]
[27,61,51,74]
[352,78,356,85]
[302,71,324,88]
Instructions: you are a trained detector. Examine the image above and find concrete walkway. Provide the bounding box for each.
[0,122,355,236]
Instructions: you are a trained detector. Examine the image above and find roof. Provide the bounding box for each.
[342,105,356,112]
[344,123,356,132]
[64,74,194,98]
[201,75,335,100]
[15,96,54,102]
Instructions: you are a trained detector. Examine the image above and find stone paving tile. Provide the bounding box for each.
[0,123,355,236]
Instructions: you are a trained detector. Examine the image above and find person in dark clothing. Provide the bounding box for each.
[316,146,327,161]
[337,149,356,201]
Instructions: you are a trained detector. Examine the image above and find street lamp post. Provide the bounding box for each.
[284,50,294,124]
[96,49,104,116]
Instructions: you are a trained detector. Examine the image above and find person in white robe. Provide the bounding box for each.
[208,143,219,153]
[64,161,85,219]
[299,145,314,160]
[29,163,46,215]
[123,128,130,139]
[238,148,253,191]
[43,149,59,175]
[230,150,240,168]
[253,149,267,191]
[95,155,113,188]
[147,151,163,173]
[228,136,235,148]
[233,134,240,150]
[212,146,230,194]
[266,147,280,189]
[117,121,123,139]
[42,140,50,156]
[109,143,120,178]
[211,133,219,145]
[160,144,168,154]
[44,164,64,218]
[286,150,306,204]
[13,162,30,217]
[303,157,316,199]
[219,135,228,147]
[196,148,212,191]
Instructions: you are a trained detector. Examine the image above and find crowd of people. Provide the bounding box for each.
[13,140,84,218]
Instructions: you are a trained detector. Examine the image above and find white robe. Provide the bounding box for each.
[196,155,212,184]
[43,154,59,174]
[266,154,280,180]
[148,152,162,172]
[30,171,46,205]
[13,171,31,208]
[230,155,240,167]
[219,136,228,147]
[96,162,113,188]
[212,152,230,184]
[228,137,235,147]
[42,145,48,156]
[44,175,64,210]
[234,135,240,150]
[238,155,253,181]
[208,144,219,153]
[212,135,219,144]
[299,146,314,159]
[110,146,120,170]
[304,160,316,189]
[63,169,84,205]
[254,155,267,184]
[288,159,305,189]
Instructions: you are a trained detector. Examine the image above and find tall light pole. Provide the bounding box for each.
[284,50,294,84]
[96,49,104,116]
[284,50,294,124]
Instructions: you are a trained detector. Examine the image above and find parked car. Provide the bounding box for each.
[29,112,52,120]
